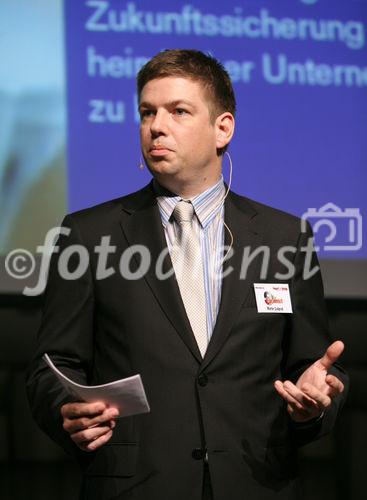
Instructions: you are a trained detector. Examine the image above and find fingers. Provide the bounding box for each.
[78,429,114,452]
[60,402,120,452]
[63,406,119,434]
[318,340,345,371]
[301,383,331,410]
[61,402,106,419]
[325,374,345,398]
[274,380,327,422]
[274,380,318,411]
[71,422,113,447]
[274,380,314,422]
[274,380,306,411]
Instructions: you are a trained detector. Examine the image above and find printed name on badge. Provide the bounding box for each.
[253,283,293,313]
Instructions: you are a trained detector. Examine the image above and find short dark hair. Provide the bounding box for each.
[137,49,236,121]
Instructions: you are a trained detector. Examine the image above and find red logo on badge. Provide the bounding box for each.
[264,291,283,305]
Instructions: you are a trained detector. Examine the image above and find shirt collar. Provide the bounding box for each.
[154,176,225,229]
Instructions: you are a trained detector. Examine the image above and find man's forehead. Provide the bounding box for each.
[139,76,207,103]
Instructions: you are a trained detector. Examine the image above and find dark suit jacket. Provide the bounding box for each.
[26,182,348,500]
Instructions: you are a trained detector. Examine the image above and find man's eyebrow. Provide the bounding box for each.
[139,99,194,109]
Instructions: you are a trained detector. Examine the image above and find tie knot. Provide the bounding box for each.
[173,200,194,224]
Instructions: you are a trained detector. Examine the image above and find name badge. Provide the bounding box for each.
[253,283,293,313]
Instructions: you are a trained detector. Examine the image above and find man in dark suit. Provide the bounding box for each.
[27,49,347,500]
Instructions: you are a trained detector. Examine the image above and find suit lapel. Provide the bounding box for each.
[118,184,265,367]
[119,183,202,363]
[202,192,264,370]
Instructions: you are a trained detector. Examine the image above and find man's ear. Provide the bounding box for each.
[215,112,235,150]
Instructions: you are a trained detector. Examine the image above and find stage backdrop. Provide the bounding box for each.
[0,0,366,296]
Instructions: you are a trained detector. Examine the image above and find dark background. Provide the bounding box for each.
[0,294,366,499]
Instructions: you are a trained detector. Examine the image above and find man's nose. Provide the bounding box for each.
[150,109,169,135]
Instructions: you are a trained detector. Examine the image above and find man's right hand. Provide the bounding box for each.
[61,402,119,452]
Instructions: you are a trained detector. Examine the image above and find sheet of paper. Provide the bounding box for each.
[43,353,150,418]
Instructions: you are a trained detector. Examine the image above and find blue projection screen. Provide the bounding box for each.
[64,0,366,266]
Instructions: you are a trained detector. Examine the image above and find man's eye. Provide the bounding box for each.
[140,110,154,119]
[174,108,188,116]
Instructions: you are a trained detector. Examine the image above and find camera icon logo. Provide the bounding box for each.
[301,202,363,252]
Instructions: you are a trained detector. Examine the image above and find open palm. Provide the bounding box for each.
[274,341,345,423]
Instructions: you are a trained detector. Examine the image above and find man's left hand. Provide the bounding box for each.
[274,340,345,423]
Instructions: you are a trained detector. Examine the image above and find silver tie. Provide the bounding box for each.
[171,200,208,357]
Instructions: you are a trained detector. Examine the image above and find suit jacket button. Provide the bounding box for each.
[198,374,208,387]
[192,448,205,460]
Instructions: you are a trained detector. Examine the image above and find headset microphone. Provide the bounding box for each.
[217,151,234,266]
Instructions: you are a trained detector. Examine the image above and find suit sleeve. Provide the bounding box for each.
[26,214,96,461]
[283,221,349,446]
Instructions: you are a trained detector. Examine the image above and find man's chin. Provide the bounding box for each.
[146,161,178,176]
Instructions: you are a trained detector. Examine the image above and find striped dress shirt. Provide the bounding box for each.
[154,177,225,340]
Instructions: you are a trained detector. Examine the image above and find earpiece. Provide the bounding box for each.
[221,151,234,264]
